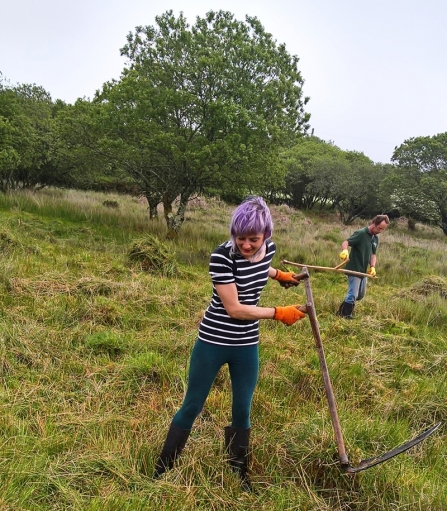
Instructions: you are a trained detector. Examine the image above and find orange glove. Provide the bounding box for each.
[367,266,376,277]
[274,305,307,325]
[274,270,300,288]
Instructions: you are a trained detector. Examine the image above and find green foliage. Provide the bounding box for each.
[50,99,126,190]
[94,10,310,237]
[279,137,393,223]
[391,132,447,234]
[280,136,344,209]
[0,78,58,191]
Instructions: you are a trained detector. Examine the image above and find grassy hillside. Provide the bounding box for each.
[0,189,446,511]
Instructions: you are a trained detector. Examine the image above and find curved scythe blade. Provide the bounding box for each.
[344,422,442,473]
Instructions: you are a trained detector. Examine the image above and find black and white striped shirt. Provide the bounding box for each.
[198,239,276,346]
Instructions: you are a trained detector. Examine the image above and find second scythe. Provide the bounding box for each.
[282,259,376,279]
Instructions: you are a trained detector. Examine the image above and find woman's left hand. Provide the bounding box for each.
[274,270,301,288]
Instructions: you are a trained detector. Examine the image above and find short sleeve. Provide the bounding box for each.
[347,229,362,246]
[209,252,235,285]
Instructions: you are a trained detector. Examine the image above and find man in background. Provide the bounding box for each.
[337,214,390,319]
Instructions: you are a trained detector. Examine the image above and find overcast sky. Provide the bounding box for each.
[1,0,446,164]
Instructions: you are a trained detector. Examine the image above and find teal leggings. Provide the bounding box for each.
[172,339,259,430]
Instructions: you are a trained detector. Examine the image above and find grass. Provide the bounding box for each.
[0,189,446,510]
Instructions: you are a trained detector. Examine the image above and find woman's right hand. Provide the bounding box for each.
[274,305,307,325]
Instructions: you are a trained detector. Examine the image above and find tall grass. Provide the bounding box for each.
[0,189,446,510]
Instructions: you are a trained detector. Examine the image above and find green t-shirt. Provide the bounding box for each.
[345,227,378,273]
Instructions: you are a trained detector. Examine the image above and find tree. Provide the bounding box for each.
[280,137,348,209]
[0,78,57,191]
[51,99,119,189]
[279,138,391,222]
[96,10,310,237]
[0,116,20,185]
[333,152,392,223]
[391,133,447,234]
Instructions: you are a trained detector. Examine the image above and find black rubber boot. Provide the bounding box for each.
[153,422,191,479]
[336,301,355,319]
[224,426,252,492]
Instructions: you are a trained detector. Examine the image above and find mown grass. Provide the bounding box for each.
[0,189,446,510]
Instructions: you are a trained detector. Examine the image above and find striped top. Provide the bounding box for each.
[198,239,276,346]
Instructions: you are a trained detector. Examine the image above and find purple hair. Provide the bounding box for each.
[229,196,273,252]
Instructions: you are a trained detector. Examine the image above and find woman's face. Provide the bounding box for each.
[235,233,265,259]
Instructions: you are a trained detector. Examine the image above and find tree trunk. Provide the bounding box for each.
[148,198,159,220]
[163,192,191,239]
[143,192,161,220]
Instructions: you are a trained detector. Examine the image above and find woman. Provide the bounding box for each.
[153,196,307,490]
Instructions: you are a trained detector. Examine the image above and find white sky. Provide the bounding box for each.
[1,0,446,164]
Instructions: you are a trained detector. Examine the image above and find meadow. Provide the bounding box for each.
[0,189,446,511]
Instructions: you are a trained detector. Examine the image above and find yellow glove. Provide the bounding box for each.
[368,266,376,277]
[339,249,349,260]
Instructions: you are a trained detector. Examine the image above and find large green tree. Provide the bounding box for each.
[279,137,391,222]
[96,10,310,237]
[0,78,57,191]
[50,99,126,190]
[333,151,392,224]
[391,133,447,234]
[280,137,347,209]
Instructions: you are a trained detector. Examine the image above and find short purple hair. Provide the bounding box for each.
[229,196,273,251]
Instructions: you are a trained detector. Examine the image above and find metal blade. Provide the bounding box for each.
[344,422,442,473]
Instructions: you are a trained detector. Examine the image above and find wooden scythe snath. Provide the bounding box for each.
[282,259,376,279]
[295,267,441,473]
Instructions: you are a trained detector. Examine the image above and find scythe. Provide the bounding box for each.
[296,267,441,473]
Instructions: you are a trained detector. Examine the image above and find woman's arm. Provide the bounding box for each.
[215,283,276,320]
[268,266,278,279]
